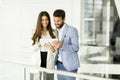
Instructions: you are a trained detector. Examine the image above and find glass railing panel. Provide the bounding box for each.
[0,60,119,80]
[24,65,118,80]
[80,45,111,64]
[0,60,24,80]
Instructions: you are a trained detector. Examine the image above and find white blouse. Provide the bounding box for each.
[31,31,57,69]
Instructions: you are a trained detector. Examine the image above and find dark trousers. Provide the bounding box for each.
[40,51,54,80]
[40,51,47,67]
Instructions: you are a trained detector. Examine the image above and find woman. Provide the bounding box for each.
[31,11,56,80]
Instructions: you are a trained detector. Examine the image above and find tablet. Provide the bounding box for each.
[40,39,58,46]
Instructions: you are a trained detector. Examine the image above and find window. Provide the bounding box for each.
[81,0,110,46]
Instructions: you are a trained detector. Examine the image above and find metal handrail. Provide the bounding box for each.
[0,59,117,80]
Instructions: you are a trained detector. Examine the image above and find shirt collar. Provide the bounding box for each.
[57,23,66,32]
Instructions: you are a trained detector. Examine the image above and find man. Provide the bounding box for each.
[52,9,80,80]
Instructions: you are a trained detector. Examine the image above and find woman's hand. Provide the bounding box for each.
[44,42,55,53]
[37,41,41,47]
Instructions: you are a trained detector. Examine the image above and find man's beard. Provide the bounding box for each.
[56,22,64,29]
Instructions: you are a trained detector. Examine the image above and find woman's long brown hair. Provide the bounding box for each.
[32,11,56,45]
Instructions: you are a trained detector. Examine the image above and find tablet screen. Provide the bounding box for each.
[40,39,58,46]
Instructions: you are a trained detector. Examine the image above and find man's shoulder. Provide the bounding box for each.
[65,23,76,28]
[66,24,77,31]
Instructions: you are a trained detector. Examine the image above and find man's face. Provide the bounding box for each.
[53,17,64,29]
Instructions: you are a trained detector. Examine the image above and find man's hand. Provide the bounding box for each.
[52,40,62,49]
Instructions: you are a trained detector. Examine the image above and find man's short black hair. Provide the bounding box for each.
[53,9,65,19]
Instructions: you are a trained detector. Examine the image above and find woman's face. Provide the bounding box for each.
[41,16,49,28]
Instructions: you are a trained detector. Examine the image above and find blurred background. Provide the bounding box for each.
[0,0,120,80]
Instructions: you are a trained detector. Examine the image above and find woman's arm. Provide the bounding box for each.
[32,38,41,52]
